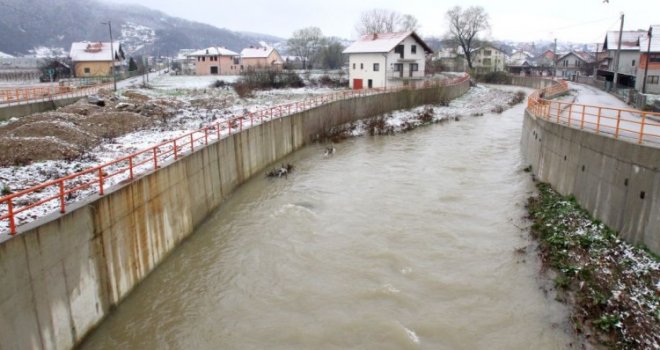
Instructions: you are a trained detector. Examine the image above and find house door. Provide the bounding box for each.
[368,79,373,89]
[210,66,218,75]
[353,79,363,90]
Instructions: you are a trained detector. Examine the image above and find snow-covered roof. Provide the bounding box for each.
[638,25,660,53]
[241,47,275,58]
[343,31,433,54]
[187,47,239,57]
[558,51,595,63]
[603,30,645,51]
[70,42,122,62]
[0,51,15,58]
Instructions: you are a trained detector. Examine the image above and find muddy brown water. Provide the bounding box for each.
[80,93,575,349]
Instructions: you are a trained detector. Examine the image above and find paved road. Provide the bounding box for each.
[556,82,660,146]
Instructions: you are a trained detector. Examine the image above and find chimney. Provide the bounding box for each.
[206,49,209,54]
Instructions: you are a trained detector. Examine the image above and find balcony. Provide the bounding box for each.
[387,71,425,80]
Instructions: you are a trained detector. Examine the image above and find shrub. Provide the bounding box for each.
[233,70,305,97]
[475,71,512,84]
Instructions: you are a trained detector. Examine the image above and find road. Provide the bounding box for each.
[556,82,660,146]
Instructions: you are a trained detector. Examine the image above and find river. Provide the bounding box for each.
[80,87,575,350]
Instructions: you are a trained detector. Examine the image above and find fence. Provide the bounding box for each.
[0,74,470,236]
[0,83,113,107]
[527,80,660,146]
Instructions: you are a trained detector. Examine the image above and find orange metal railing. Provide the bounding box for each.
[527,81,660,146]
[0,74,470,236]
[0,84,113,107]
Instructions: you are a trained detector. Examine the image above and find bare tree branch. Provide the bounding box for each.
[445,6,490,69]
[355,9,420,35]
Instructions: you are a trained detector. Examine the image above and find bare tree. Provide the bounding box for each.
[446,6,490,69]
[287,27,324,69]
[355,9,420,35]
[399,14,420,32]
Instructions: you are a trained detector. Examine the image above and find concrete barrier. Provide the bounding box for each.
[0,97,81,121]
[522,109,660,254]
[0,81,469,350]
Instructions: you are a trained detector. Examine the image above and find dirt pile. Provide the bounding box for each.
[0,90,181,166]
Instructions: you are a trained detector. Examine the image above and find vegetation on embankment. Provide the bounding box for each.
[527,182,659,349]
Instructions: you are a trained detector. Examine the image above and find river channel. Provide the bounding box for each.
[81,89,575,349]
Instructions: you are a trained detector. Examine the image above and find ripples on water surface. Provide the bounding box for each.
[82,89,575,349]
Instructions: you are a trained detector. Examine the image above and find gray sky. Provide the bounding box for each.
[105,0,658,43]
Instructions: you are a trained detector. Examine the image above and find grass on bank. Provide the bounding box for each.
[527,182,659,349]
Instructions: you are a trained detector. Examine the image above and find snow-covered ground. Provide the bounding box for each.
[0,75,377,234]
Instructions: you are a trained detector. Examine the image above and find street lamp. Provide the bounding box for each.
[642,26,653,94]
[101,21,117,91]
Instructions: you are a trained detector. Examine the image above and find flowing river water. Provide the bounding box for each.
[81,89,576,349]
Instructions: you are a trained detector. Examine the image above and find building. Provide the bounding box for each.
[636,26,660,94]
[556,51,595,80]
[69,42,125,77]
[187,47,240,75]
[431,48,466,73]
[597,30,646,88]
[241,47,284,71]
[471,45,506,73]
[342,31,433,89]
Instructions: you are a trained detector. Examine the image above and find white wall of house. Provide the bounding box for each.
[635,68,660,94]
[606,50,640,76]
[348,53,387,89]
[472,47,506,72]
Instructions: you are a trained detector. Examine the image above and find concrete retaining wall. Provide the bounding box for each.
[0,97,81,121]
[0,81,469,350]
[522,110,660,254]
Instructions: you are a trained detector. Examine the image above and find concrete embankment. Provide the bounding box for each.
[521,84,660,254]
[0,97,82,121]
[0,81,469,350]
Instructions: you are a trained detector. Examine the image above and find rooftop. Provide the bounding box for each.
[343,31,433,54]
[69,42,123,62]
[187,47,239,57]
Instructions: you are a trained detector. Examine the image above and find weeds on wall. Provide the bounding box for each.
[527,182,659,349]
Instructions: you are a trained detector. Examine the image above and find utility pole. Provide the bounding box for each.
[642,26,653,94]
[613,13,624,90]
[553,38,558,77]
[102,21,117,91]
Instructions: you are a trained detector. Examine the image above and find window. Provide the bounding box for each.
[394,45,404,59]
[483,58,492,66]
[233,57,240,65]
[411,45,417,54]
[360,63,364,69]
[202,57,206,62]
[353,63,356,69]
[410,63,419,71]
[484,50,492,56]
[393,64,402,71]
[373,63,380,71]
[632,59,636,67]
[649,76,659,84]
[83,67,90,74]
[650,54,660,63]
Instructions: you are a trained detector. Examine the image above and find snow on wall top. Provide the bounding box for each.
[70,42,121,62]
[604,30,646,51]
[638,25,660,53]
[188,47,239,57]
[0,51,14,58]
[343,31,432,54]
[241,47,274,58]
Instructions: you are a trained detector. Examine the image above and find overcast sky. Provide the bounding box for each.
[105,0,657,43]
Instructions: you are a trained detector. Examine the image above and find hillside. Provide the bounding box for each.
[0,0,284,57]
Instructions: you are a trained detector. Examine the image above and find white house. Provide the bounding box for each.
[471,45,507,73]
[556,51,595,80]
[343,31,433,89]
